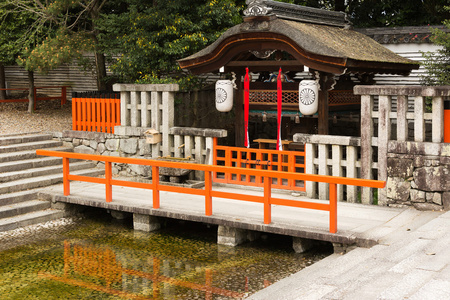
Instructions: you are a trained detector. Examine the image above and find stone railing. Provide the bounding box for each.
[113,83,179,158]
[169,127,227,165]
[294,134,370,203]
[354,85,450,205]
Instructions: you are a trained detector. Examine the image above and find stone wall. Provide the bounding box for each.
[56,130,153,177]
[55,126,227,180]
[387,140,450,211]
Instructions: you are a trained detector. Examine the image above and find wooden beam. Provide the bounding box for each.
[225,61,304,73]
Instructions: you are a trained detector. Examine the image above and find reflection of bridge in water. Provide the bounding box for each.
[39,241,270,299]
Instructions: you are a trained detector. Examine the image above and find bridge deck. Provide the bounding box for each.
[39,180,417,247]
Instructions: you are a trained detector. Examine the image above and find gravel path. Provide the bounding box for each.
[0,101,72,135]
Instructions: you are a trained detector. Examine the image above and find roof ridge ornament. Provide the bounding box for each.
[244,0,273,17]
[244,0,350,28]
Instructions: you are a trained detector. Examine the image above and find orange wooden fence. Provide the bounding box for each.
[71,92,120,134]
[0,86,68,109]
[212,138,305,191]
[36,149,385,233]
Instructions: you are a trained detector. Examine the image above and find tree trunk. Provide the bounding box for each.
[0,63,6,100]
[27,70,35,113]
[90,1,108,91]
[94,50,107,91]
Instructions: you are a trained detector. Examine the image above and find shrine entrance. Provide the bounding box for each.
[178,1,417,147]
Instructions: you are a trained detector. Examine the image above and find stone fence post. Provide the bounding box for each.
[354,85,450,205]
[294,133,363,203]
[113,84,179,158]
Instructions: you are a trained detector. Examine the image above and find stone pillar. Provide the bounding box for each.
[217,225,248,246]
[133,214,161,232]
[292,237,313,253]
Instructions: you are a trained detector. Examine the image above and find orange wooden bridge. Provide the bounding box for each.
[37,149,385,235]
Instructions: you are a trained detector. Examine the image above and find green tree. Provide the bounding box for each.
[0,4,37,100]
[421,20,450,86]
[348,0,450,28]
[98,0,243,85]
[1,0,120,96]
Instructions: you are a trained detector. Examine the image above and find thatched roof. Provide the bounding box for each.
[178,1,419,75]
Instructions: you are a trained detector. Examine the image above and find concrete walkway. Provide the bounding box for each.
[249,211,450,300]
[39,181,449,299]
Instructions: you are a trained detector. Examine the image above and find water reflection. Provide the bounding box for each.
[40,241,259,299]
[0,216,331,299]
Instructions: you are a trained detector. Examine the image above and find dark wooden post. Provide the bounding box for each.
[317,72,336,135]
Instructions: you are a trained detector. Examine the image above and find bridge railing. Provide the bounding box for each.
[36,149,386,234]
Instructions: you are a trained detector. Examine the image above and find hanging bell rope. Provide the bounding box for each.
[244,67,250,148]
[276,67,283,151]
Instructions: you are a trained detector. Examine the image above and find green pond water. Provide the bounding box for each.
[0,210,332,299]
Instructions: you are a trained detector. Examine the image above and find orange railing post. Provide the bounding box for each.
[106,94,111,133]
[72,93,77,131]
[205,269,213,300]
[152,257,161,299]
[263,176,271,224]
[87,94,92,132]
[329,183,337,233]
[205,171,212,216]
[96,94,101,132]
[63,157,70,196]
[152,166,160,209]
[105,162,112,202]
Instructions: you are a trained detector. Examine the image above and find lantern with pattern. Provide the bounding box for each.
[299,80,319,115]
[215,80,234,112]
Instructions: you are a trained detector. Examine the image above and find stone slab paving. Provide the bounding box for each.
[38,181,449,299]
[249,210,450,300]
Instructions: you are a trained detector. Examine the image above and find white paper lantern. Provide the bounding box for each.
[215,80,234,112]
[299,80,319,115]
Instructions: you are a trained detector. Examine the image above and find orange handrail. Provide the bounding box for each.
[36,149,386,234]
[0,86,68,109]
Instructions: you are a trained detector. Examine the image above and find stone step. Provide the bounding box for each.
[0,168,105,195]
[0,156,63,173]
[0,161,97,183]
[0,140,63,154]
[0,209,65,233]
[0,133,53,146]
[0,190,38,207]
[0,146,73,163]
[0,199,51,220]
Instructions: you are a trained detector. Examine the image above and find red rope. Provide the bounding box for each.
[277,68,283,151]
[244,68,250,148]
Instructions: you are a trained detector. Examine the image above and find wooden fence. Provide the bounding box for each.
[71,92,120,134]
[0,86,68,109]
[212,138,306,192]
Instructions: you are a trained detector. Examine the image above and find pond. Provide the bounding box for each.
[0,209,332,299]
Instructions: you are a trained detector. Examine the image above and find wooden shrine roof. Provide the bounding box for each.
[178,1,420,76]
